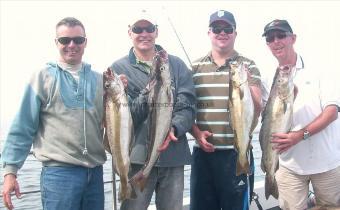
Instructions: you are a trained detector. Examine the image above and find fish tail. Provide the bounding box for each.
[236,154,250,176]
[118,181,137,201]
[265,174,279,200]
[118,182,126,201]
[129,170,147,192]
[129,182,137,199]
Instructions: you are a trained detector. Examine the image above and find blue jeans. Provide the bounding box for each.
[190,147,254,210]
[40,165,104,210]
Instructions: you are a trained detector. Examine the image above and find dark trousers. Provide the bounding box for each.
[190,147,254,210]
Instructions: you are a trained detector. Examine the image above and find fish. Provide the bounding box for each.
[229,61,255,176]
[129,50,174,191]
[103,68,136,201]
[259,65,294,200]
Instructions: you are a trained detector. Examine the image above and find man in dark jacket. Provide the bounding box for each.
[110,9,196,210]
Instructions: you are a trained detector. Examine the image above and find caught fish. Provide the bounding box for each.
[103,68,136,201]
[130,50,174,191]
[229,61,255,176]
[259,65,294,200]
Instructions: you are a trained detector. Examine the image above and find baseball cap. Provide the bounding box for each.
[209,10,236,28]
[129,9,157,26]
[262,19,293,36]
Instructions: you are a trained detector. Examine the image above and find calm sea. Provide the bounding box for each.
[0,133,264,210]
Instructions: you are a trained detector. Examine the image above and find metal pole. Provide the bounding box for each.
[112,159,117,210]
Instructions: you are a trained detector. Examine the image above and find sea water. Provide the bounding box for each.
[0,134,264,210]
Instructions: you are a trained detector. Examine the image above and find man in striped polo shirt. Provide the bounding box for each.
[190,10,262,210]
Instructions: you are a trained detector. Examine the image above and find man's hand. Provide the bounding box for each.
[158,127,178,152]
[118,74,128,89]
[271,130,303,153]
[2,174,21,210]
[195,130,215,152]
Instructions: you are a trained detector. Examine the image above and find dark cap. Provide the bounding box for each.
[209,10,236,28]
[262,19,293,36]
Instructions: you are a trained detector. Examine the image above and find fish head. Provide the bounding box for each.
[229,61,248,86]
[229,61,239,82]
[152,50,170,84]
[276,65,294,97]
[103,68,122,97]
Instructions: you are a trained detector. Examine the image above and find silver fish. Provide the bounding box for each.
[229,62,255,176]
[259,65,294,200]
[130,50,174,191]
[103,68,136,201]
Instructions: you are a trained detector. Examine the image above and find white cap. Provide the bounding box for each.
[129,9,157,26]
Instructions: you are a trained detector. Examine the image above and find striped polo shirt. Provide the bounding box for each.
[192,52,261,149]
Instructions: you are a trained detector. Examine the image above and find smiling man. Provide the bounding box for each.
[190,10,262,210]
[262,19,340,209]
[1,17,106,210]
[110,10,196,210]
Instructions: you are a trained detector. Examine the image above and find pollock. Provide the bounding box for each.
[130,50,174,191]
[259,65,294,200]
[229,61,255,176]
[103,68,136,201]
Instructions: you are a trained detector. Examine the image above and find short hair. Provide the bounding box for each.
[56,17,86,36]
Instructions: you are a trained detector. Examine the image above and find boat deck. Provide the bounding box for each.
[148,180,280,210]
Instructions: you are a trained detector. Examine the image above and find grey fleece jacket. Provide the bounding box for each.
[111,45,196,167]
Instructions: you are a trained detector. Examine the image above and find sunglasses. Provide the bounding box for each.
[57,36,86,45]
[265,32,290,43]
[211,27,234,34]
[131,25,156,34]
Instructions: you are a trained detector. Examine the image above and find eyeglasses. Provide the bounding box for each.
[210,27,234,34]
[265,32,290,43]
[56,36,86,45]
[131,25,156,34]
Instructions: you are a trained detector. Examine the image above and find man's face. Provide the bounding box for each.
[55,25,87,65]
[129,20,158,53]
[208,20,236,53]
[265,30,296,62]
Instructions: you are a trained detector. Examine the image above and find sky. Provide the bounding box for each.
[1,0,340,143]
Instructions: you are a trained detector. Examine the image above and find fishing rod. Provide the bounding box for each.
[162,6,193,67]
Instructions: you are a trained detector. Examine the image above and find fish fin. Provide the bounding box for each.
[118,182,126,201]
[260,150,268,173]
[240,88,244,100]
[236,154,250,176]
[129,170,147,192]
[103,131,111,154]
[274,159,280,172]
[129,129,135,155]
[250,118,258,134]
[118,180,137,201]
[260,158,266,173]
[166,86,172,102]
[129,183,137,199]
[265,174,279,200]
[283,101,288,113]
[138,176,148,192]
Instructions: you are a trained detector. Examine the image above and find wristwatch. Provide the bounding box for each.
[303,130,311,140]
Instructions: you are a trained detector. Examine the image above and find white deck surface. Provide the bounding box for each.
[148,180,279,210]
